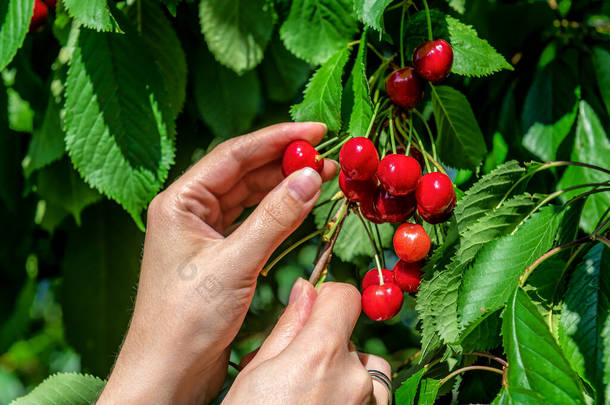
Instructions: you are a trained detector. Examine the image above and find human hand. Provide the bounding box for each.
[97,123,337,405]
[224,280,392,405]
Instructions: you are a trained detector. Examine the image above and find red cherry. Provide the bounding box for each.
[360,195,384,224]
[339,137,379,180]
[385,67,424,109]
[396,145,426,169]
[374,187,416,223]
[281,140,324,177]
[361,268,393,291]
[393,223,431,263]
[339,171,376,203]
[43,0,57,9]
[393,260,423,293]
[30,0,48,32]
[415,172,456,223]
[413,39,454,83]
[377,154,421,196]
[361,283,404,321]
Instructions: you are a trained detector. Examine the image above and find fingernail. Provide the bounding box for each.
[288,168,321,202]
[289,278,305,304]
[318,122,328,134]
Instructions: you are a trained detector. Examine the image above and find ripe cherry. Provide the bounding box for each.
[415,172,456,223]
[339,171,376,203]
[385,67,424,109]
[281,140,324,177]
[413,39,454,83]
[30,0,48,32]
[393,223,431,263]
[393,260,423,293]
[396,145,425,169]
[361,268,393,291]
[362,283,404,321]
[377,154,421,196]
[360,195,384,224]
[374,187,416,223]
[339,137,379,181]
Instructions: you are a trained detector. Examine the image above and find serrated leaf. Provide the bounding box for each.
[0,0,33,71]
[418,378,441,405]
[446,16,513,77]
[62,0,119,32]
[432,85,487,170]
[10,372,105,405]
[417,194,535,346]
[592,47,610,116]
[353,0,393,32]
[447,0,465,14]
[23,95,65,178]
[64,26,175,229]
[558,244,610,403]
[61,203,143,376]
[280,0,358,65]
[557,101,610,233]
[502,288,586,404]
[194,45,261,138]
[260,34,311,103]
[396,368,425,405]
[460,310,502,352]
[492,387,547,405]
[131,1,187,117]
[199,0,274,74]
[406,11,512,77]
[313,180,393,262]
[291,47,350,133]
[348,32,373,137]
[458,205,565,330]
[522,60,580,161]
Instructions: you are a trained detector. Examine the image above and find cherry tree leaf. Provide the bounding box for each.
[280,0,358,65]
[0,0,33,71]
[199,0,275,74]
[62,0,119,32]
[592,46,610,116]
[348,32,373,137]
[353,0,393,32]
[9,373,105,405]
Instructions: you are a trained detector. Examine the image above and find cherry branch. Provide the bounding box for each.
[439,365,504,386]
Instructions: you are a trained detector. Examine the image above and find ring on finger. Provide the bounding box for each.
[368,369,392,404]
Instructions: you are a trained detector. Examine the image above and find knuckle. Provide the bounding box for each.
[353,367,374,398]
[318,282,362,307]
[147,192,168,222]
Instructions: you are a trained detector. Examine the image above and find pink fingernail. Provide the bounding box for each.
[288,168,321,203]
[289,278,305,304]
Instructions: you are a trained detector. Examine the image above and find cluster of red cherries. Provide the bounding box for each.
[30,0,57,32]
[280,39,456,321]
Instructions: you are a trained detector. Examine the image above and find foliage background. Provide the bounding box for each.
[0,0,609,403]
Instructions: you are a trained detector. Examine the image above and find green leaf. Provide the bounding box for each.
[0,0,33,71]
[460,310,502,352]
[396,368,425,405]
[313,180,393,262]
[23,95,65,178]
[131,1,188,117]
[502,288,586,404]
[447,0,465,14]
[493,387,546,405]
[446,16,513,77]
[64,27,176,229]
[418,378,441,405]
[458,205,565,330]
[194,45,261,138]
[161,0,181,15]
[291,47,350,133]
[557,101,610,233]
[62,0,119,32]
[348,32,373,138]
[417,194,535,346]
[558,244,610,403]
[10,373,105,405]
[483,132,509,174]
[432,85,487,170]
[280,0,358,65]
[35,159,101,225]
[260,34,311,103]
[199,0,275,74]
[592,47,610,116]
[353,0,393,32]
[61,203,143,377]
[522,61,580,161]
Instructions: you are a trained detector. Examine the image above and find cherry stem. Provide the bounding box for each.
[317,136,351,160]
[374,224,386,268]
[412,108,438,163]
[593,207,610,234]
[367,43,389,62]
[366,101,382,139]
[354,206,383,266]
[262,229,325,276]
[309,200,349,285]
[389,109,398,154]
[422,0,434,41]
[316,137,341,151]
[400,2,407,67]
[565,187,610,206]
[464,352,508,367]
[440,366,504,386]
[406,111,414,155]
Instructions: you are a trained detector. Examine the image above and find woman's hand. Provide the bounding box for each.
[225,280,392,405]
[97,122,337,404]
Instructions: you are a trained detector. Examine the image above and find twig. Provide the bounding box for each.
[439,366,504,386]
[465,352,508,367]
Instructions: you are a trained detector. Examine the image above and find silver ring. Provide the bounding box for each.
[368,369,392,404]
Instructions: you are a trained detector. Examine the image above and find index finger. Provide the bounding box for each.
[173,122,327,195]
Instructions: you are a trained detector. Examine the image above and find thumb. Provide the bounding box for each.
[224,168,322,273]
